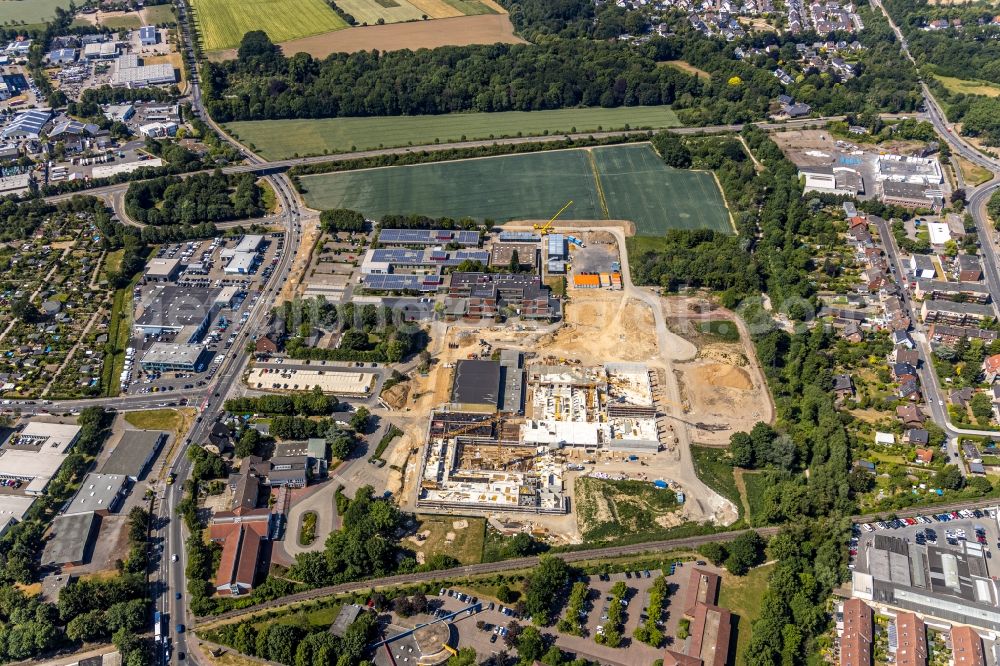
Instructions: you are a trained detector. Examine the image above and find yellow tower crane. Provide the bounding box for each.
[534,200,573,236]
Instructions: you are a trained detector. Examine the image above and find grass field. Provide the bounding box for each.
[191,0,347,51]
[124,408,195,438]
[100,14,143,30]
[934,74,1000,98]
[228,106,681,159]
[0,0,72,25]
[143,4,177,24]
[412,514,485,564]
[697,319,741,342]
[575,477,679,542]
[742,471,772,526]
[658,60,710,79]
[334,0,497,25]
[956,155,994,186]
[301,144,731,234]
[719,563,775,666]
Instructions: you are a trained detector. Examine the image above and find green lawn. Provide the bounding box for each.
[227,106,681,159]
[691,444,744,520]
[697,319,741,342]
[301,144,731,233]
[143,4,178,24]
[742,471,772,526]
[0,0,72,25]
[934,73,1000,99]
[99,14,143,30]
[718,563,775,666]
[190,0,347,51]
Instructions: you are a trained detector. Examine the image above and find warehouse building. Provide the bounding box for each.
[99,430,168,480]
[224,251,260,275]
[0,422,81,495]
[64,473,128,515]
[1,109,52,141]
[138,25,158,46]
[139,342,209,372]
[450,359,502,412]
[134,285,222,342]
[144,257,182,283]
[0,495,35,538]
[446,272,560,321]
[799,165,865,196]
[361,248,490,275]
[377,229,480,247]
[109,54,175,88]
[43,512,100,567]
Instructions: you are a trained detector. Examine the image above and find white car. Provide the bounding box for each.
[171,554,178,562]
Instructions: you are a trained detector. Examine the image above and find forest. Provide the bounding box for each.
[124,171,265,227]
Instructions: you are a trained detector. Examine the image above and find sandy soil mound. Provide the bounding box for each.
[690,363,752,390]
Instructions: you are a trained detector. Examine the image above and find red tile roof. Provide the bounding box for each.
[684,568,721,617]
[690,603,732,666]
[841,598,872,666]
[210,519,268,596]
[895,612,927,666]
[952,626,985,666]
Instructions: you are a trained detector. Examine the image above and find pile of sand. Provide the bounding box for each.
[690,363,752,390]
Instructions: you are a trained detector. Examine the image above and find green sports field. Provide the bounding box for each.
[300,144,732,234]
[191,0,347,51]
[227,106,681,159]
[0,0,72,25]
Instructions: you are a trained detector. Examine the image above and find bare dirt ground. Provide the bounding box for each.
[279,210,321,304]
[209,13,524,60]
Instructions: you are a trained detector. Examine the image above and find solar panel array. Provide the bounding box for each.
[363,274,441,292]
[379,228,480,246]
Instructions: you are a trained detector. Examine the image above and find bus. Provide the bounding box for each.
[153,610,162,642]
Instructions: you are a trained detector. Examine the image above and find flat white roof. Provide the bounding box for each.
[0,494,35,521]
[18,422,81,454]
[145,257,181,277]
[64,473,127,515]
[0,449,69,479]
[234,234,265,254]
[225,251,258,273]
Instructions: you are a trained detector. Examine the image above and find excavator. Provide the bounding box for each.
[533,200,573,236]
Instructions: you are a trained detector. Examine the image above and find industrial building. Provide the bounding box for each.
[209,515,269,596]
[83,41,117,59]
[1,109,52,141]
[446,272,560,320]
[224,251,259,275]
[0,422,81,495]
[109,54,175,88]
[0,495,35,538]
[361,248,490,275]
[360,273,443,293]
[64,473,128,515]
[43,512,100,567]
[139,342,209,372]
[880,181,944,210]
[144,257,182,282]
[852,533,1000,631]
[377,229,480,247]
[799,165,865,196]
[99,430,167,480]
[138,26,158,46]
[134,285,222,342]
[875,154,943,185]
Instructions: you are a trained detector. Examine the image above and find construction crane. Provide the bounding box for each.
[534,200,573,236]
[438,414,500,439]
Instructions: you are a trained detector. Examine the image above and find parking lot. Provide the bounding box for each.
[852,507,1000,571]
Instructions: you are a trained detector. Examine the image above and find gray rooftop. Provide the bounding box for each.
[43,512,99,566]
[135,285,221,329]
[64,473,127,515]
[99,430,167,478]
[451,359,501,408]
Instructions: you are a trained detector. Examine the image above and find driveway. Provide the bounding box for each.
[281,480,341,558]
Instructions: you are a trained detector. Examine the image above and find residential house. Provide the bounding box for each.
[958,254,983,282]
[951,626,985,666]
[895,612,927,666]
[984,355,1000,384]
[896,405,926,428]
[950,387,974,409]
[833,374,854,399]
[909,254,936,279]
[255,335,280,355]
[915,448,934,464]
[841,598,873,666]
[905,429,929,446]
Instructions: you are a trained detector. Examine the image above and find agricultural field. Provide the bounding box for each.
[228,106,680,159]
[300,144,732,234]
[190,0,347,51]
[575,477,679,542]
[0,0,72,26]
[335,0,498,26]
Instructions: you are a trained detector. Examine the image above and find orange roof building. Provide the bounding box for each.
[689,603,732,666]
[685,568,722,616]
[952,626,985,666]
[842,598,873,666]
[209,518,269,597]
[573,274,600,288]
[895,612,927,666]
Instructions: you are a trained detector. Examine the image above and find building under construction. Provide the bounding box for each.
[415,360,659,515]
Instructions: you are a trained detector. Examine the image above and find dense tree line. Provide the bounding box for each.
[125,171,264,226]
[283,302,426,363]
[320,208,366,233]
[224,387,339,416]
[211,609,375,666]
[378,213,486,232]
[204,32,709,122]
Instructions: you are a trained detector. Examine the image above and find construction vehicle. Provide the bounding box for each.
[533,200,573,236]
[567,235,585,248]
[442,644,458,657]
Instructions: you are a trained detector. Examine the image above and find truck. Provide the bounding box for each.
[153,611,162,642]
[567,235,585,248]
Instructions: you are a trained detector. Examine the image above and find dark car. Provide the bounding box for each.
[175,592,181,600]
[175,624,185,633]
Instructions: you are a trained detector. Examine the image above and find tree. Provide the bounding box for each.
[516,625,545,663]
[523,556,570,625]
[729,431,754,468]
[496,583,515,603]
[236,427,260,458]
[350,407,371,432]
[652,131,692,168]
[509,249,520,273]
[11,298,41,323]
[698,542,728,566]
[321,209,366,232]
[445,647,477,666]
[935,465,964,491]
[725,531,766,576]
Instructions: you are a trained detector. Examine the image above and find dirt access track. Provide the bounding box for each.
[208,13,524,60]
